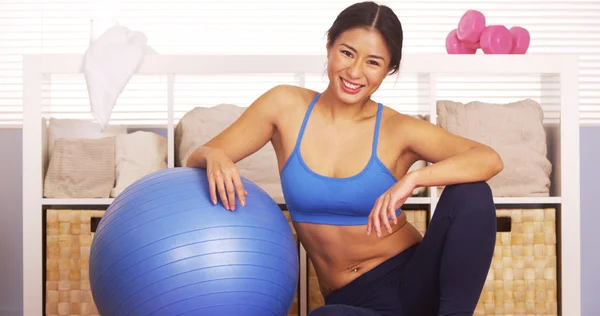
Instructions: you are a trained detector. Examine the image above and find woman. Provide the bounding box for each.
[186,2,503,315]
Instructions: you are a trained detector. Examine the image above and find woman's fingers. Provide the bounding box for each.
[380,195,393,235]
[232,174,246,207]
[215,173,230,210]
[208,173,217,205]
[211,168,246,211]
[370,199,383,237]
[369,193,400,237]
[367,199,379,236]
[388,199,398,225]
[224,175,237,210]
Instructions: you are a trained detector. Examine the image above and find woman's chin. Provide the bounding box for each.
[324,81,370,105]
[336,87,368,104]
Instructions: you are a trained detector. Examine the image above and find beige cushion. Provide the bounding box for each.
[436,99,552,196]
[44,137,116,198]
[46,118,126,158]
[110,131,168,197]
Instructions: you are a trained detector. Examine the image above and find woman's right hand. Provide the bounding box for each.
[205,148,247,211]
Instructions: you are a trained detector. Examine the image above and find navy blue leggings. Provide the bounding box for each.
[308,181,497,316]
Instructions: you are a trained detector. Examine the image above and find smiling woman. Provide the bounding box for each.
[324,3,403,105]
[185,1,503,316]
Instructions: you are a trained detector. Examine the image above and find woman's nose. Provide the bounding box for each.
[347,61,363,79]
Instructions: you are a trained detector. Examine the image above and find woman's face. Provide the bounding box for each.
[326,27,391,106]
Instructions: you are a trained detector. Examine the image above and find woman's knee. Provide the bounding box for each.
[444,181,492,199]
[440,181,496,219]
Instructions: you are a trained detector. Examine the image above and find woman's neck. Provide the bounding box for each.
[318,87,374,122]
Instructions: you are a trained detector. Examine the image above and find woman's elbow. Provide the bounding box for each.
[487,149,504,176]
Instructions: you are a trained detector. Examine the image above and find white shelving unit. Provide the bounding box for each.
[23,53,580,316]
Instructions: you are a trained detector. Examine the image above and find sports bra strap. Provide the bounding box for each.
[294,94,382,155]
[371,103,383,154]
[294,92,320,151]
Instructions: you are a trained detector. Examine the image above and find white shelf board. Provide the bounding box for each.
[40,196,560,206]
[492,196,561,204]
[405,197,431,204]
[42,198,114,205]
[37,53,576,75]
[430,196,561,204]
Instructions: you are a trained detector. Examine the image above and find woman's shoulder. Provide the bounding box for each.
[377,104,436,146]
[376,105,433,159]
[268,84,318,104]
[379,105,428,132]
[262,84,319,116]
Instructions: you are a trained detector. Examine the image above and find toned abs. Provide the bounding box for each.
[270,86,423,297]
[295,214,423,296]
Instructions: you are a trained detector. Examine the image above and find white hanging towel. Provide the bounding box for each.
[82,25,155,130]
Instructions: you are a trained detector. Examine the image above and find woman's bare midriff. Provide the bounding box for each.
[293,212,424,297]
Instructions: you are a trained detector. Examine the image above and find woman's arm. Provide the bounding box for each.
[185,85,292,168]
[367,115,504,236]
[403,116,504,188]
[185,84,294,210]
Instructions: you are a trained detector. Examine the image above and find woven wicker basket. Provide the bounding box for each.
[45,209,301,316]
[45,209,103,316]
[307,209,429,313]
[475,208,558,316]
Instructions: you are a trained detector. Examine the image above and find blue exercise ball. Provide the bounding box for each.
[89,167,299,316]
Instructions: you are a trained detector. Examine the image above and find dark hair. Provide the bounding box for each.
[326,1,403,75]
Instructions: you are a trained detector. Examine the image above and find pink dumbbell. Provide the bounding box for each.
[457,10,486,48]
[446,29,477,54]
[445,9,531,55]
[509,26,530,54]
[480,25,513,54]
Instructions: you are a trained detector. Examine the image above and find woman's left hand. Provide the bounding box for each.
[367,172,418,237]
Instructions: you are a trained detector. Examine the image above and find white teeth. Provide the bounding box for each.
[342,78,361,90]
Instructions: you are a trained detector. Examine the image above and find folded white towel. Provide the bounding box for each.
[83,25,155,130]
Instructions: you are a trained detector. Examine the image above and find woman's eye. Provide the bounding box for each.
[341,50,352,57]
[368,60,380,66]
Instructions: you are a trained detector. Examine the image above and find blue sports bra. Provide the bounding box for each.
[280,93,401,226]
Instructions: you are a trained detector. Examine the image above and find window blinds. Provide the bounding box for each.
[1,0,599,126]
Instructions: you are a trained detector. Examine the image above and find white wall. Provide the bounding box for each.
[0,129,23,316]
[580,127,600,315]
